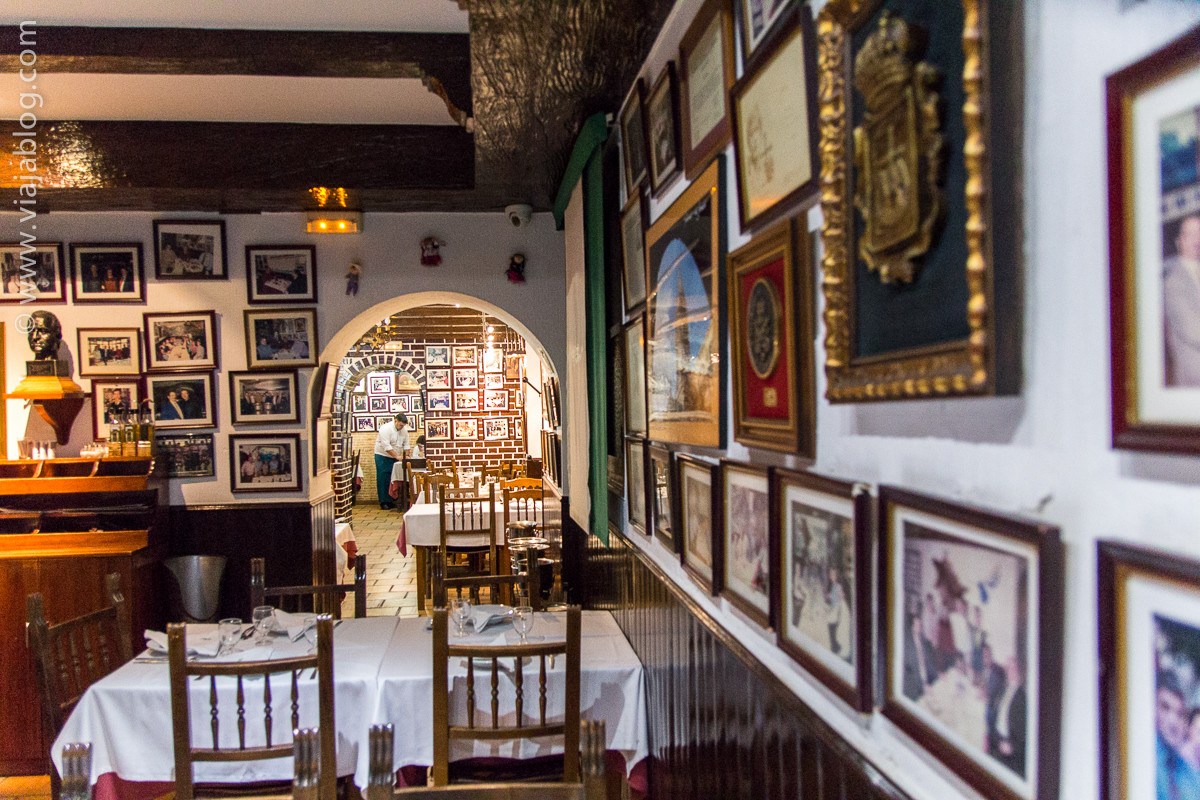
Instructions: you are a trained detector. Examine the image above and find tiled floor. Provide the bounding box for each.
[344,500,420,618]
[0,776,50,800]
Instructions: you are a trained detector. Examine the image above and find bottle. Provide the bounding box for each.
[137,401,154,457]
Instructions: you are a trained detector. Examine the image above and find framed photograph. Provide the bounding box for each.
[647,62,682,194]
[452,346,477,367]
[453,370,478,390]
[245,244,316,303]
[483,390,508,411]
[154,432,215,478]
[424,419,448,441]
[350,394,368,414]
[878,486,1063,800]
[230,434,303,493]
[736,0,793,68]
[428,391,452,412]
[91,379,141,440]
[153,219,227,280]
[1108,26,1200,453]
[817,2,1020,402]
[674,453,720,593]
[505,354,523,381]
[389,395,409,413]
[482,348,504,374]
[484,374,504,390]
[353,416,376,433]
[620,193,648,316]
[229,369,299,425]
[0,242,64,303]
[647,444,676,552]
[625,436,648,536]
[620,78,651,196]
[143,311,218,372]
[69,243,145,303]
[368,396,389,414]
[483,417,509,440]
[368,373,394,395]
[679,0,735,179]
[375,414,393,430]
[244,308,318,369]
[454,391,479,412]
[774,468,872,711]
[646,157,725,447]
[720,460,772,627]
[413,414,424,431]
[312,416,330,476]
[624,317,647,435]
[727,217,814,454]
[146,372,215,429]
[410,395,423,412]
[312,362,339,418]
[427,369,451,390]
[425,345,451,367]
[77,328,142,377]
[453,417,478,440]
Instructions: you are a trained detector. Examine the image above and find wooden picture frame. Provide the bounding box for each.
[647,443,677,553]
[483,390,508,411]
[245,244,317,304]
[154,432,215,478]
[312,362,339,418]
[69,243,146,303]
[736,0,795,70]
[425,345,451,367]
[243,308,318,370]
[0,242,65,304]
[374,414,393,430]
[720,460,773,627]
[368,373,394,395]
[679,0,736,179]
[230,433,303,493]
[482,347,504,374]
[623,316,647,435]
[229,369,300,425]
[452,346,477,368]
[146,371,216,429]
[427,391,451,412]
[878,486,1063,800]
[620,192,649,316]
[483,417,509,440]
[453,370,478,390]
[625,435,648,536]
[647,62,683,194]
[312,416,331,476]
[453,417,478,440]
[91,379,142,440]
[673,453,721,594]
[350,394,368,414]
[354,415,377,433]
[153,219,227,280]
[484,374,504,390]
[143,310,218,372]
[620,77,651,196]
[389,395,409,414]
[426,419,451,441]
[77,328,142,377]
[427,368,451,390]
[454,391,479,412]
[368,396,389,414]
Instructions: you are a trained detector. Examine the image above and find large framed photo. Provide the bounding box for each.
[673,453,720,593]
[147,372,215,429]
[454,391,479,412]
[453,417,478,440]
[428,391,451,412]
[389,395,409,414]
[244,308,318,369]
[70,243,145,303]
[78,328,142,377]
[773,468,872,711]
[647,443,676,553]
[353,416,376,433]
[1108,26,1200,453]
[736,0,794,69]
[229,370,299,425]
[483,417,509,440]
[720,460,772,627]
[0,242,64,303]
[143,311,218,372]
[426,419,451,441]
[620,193,648,316]
[679,0,735,180]
[624,316,647,435]
[482,347,503,374]
[154,432,215,478]
[647,62,682,195]
[350,394,368,414]
[878,486,1063,800]
[625,436,648,536]
[427,369,451,390]
[368,396,389,414]
[230,434,303,493]
[425,345,451,367]
[245,244,317,304]
[453,370,478,390]
[91,379,141,440]
[620,78,651,196]
[368,373,394,395]
[646,157,725,447]
[452,346,477,368]
[153,219,227,279]
[483,390,508,411]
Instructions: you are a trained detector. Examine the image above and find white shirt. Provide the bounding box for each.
[374,421,409,458]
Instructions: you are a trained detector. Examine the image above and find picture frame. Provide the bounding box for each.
[454,391,479,412]
[153,219,227,280]
[647,62,682,194]
[426,419,451,441]
[647,443,676,553]
[720,460,773,627]
[773,468,873,711]
[368,396,389,414]
[229,369,300,425]
[409,395,423,413]
[0,242,64,303]
[482,347,504,374]
[77,328,142,377]
[350,394,368,414]
[646,156,725,447]
[453,417,478,440]
[143,311,218,372]
[427,391,452,412]
[389,395,409,414]
[817,1,1020,402]
[91,379,142,440]
[624,316,647,435]
[425,345,451,367]
[484,374,504,390]
[1107,25,1200,453]
[620,77,651,196]
[620,192,649,316]
[453,370,478,390]
[413,414,424,431]
[375,414,393,430]
[730,8,818,234]
[243,308,318,369]
[69,243,146,303]
[146,372,216,429]
[505,354,523,381]
[727,216,815,454]
[154,432,215,478]
[736,0,794,69]
[245,244,316,304]
[312,362,339,418]
[452,346,477,367]
[230,433,303,493]
[673,453,720,594]
[312,416,331,476]
[427,368,451,390]
[353,416,376,433]
[368,373,394,395]
[678,0,736,179]
[483,417,509,440]
[483,390,508,411]
[878,486,1063,800]
[625,435,648,536]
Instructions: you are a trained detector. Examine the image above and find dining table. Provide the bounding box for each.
[51,610,648,800]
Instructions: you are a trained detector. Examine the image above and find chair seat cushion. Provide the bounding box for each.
[446,753,567,784]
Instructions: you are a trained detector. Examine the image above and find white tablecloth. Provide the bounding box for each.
[402,497,551,548]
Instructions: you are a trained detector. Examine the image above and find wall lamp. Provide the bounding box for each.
[306,211,363,234]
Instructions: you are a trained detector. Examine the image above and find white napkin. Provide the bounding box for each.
[468,605,512,632]
[144,629,221,658]
[211,645,275,663]
[271,610,317,642]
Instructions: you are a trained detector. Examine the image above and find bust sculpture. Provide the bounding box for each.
[27,310,63,361]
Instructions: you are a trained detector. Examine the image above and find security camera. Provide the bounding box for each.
[506,204,533,228]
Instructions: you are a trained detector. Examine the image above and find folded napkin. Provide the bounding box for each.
[144,628,221,658]
[468,605,512,633]
[271,610,317,642]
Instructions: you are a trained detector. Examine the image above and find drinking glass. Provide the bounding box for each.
[513,606,534,643]
[218,618,242,656]
[252,605,275,645]
[449,598,472,638]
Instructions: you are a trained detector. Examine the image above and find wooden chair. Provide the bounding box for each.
[431,551,542,610]
[500,478,541,491]
[444,485,481,500]
[424,473,458,503]
[502,487,543,534]
[60,742,92,800]
[367,720,605,800]
[167,617,337,800]
[439,483,500,580]
[251,554,367,619]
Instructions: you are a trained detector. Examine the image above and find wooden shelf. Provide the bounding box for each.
[0,457,154,495]
[0,529,149,559]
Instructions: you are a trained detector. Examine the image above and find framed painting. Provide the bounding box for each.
[368,373,394,395]
[647,62,682,194]
[1108,24,1200,453]
[727,216,815,454]
[773,468,872,711]
[312,362,339,418]
[389,395,409,414]
[427,391,451,412]
[230,434,303,493]
[350,394,368,414]
[679,0,735,179]
[482,347,504,374]
[454,391,479,412]
[353,415,376,433]
[607,326,627,498]
[483,390,508,411]
[143,311,218,372]
[484,374,504,390]
[625,435,648,536]
[720,460,772,627]
[673,453,720,593]
[245,244,316,304]
[817,1,1021,402]
[645,156,725,447]
[620,192,648,316]
[427,368,451,390]
[243,308,318,369]
[146,372,215,429]
[229,369,299,425]
[620,78,651,196]
[312,416,330,476]
[453,370,478,390]
[483,417,509,440]
[425,345,451,367]
[78,328,142,377]
[426,419,451,441]
[624,316,647,435]
[154,432,215,478]
[0,242,64,303]
[647,443,676,553]
[505,354,523,381]
[91,379,141,440]
[453,417,478,440]
[878,486,1063,800]
[70,243,145,303]
[368,396,389,414]
[736,0,794,69]
[153,219,227,279]
[452,346,477,368]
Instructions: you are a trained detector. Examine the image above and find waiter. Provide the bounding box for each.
[374,412,409,510]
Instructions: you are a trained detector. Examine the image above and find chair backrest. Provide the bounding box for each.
[501,477,541,491]
[430,606,581,786]
[443,485,480,500]
[27,573,133,738]
[251,554,367,619]
[502,487,543,532]
[60,742,93,800]
[424,473,458,503]
[439,483,497,555]
[431,551,542,610]
[168,617,337,800]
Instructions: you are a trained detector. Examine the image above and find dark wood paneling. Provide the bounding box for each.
[311,492,336,586]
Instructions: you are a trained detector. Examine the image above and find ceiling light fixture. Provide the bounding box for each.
[306,210,362,234]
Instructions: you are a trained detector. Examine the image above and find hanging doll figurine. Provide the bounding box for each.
[420,237,444,267]
[506,252,526,283]
[345,261,362,295]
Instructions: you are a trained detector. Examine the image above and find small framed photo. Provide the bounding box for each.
[390,395,409,413]
[245,244,316,303]
[484,374,504,390]
[368,373,394,395]
[879,486,1063,800]
[70,243,145,303]
[625,436,648,536]
[350,394,368,413]
[483,390,508,411]
[673,453,719,593]
[454,391,479,412]
[428,391,452,412]
[425,345,451,367]
[77,328,142,377]
[230,434,303,493]
[647,62,682,194]
[453,417,478,440]
[453,370,478,390]
[624,316,647,435]
[312,416,331,476]
[505,354,523,381]
[154,432,215,478]
[735,0,794,69]
[368,396,389,413]
[312,362,339,418]
[720,460,772,627]
[229,369,299,425]
[427,419,451,441]
[375,414,393,429]
[91,379,142,440]
[409,395,423,412]
[620,193,648,316]
[244,308,318,369]
[427,369,451,390]
[773,468,872,711]
[647,443,676,552]
[0,242,64,303]
[153,219,227,279]
[147,372,216,429]
[482,348,504,373]
[354,416,376,433]
[678,0,735,179]
[144,311,218,372]
[452,346,477,367]
[483,417,508,440]
[620,78,651,196]
[413,414,424,431]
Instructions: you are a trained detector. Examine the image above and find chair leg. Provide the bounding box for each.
[416,547,427,613]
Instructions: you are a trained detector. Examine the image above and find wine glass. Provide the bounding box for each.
[513,606,534,644]
[449,598,472,638]
[218,618,242,656]
[252,605,275,645]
